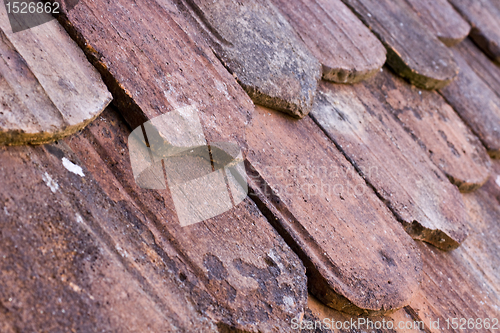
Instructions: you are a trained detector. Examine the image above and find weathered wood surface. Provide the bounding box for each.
[403,0,470,46]
[364,69,491,192]
[53,0,422,315]
[405,164,500,332]
[0,107,310,332]
[340,0,458,89]
[55,0,257,148]
[311,79,469,250]
[312,210,500,333]
[440,48,500,157]
[0,5,111,145]
[0,142,216,332]
[246,106,422,315]
[72,107,310,332]
[455,38,500,98]
[269,0,386,83]
[448,0,500,64]
[308,159,500,332]
[175,0,321,118]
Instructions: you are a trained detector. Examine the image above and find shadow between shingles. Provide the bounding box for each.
[245,105,422,315]
[310,78,470,251]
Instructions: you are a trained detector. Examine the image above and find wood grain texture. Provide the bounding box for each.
[449,0,500,64]
[311,78,470,250]
[311,200,500,333]
[340,0,458,89]
[307,159,500,332]
[403,0,470,46]
[175,0,322,118]
[405,164,500,332]
[53,0,422,315]
[246,106,422,315]
[440,47,500,157]
[54,0,255,145]
[0,5,111,145]
[0,142,217,332]
[71,107,310,332]
[455,38,500,98]
[269,0,386,83]
[0,107,309,332]
[364,69,491,192]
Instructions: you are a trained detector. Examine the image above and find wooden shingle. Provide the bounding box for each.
[269,0,386,83]
[311,78,470,250]
[440,48,500,157]
[455,38,500,98]
[364,69,491,192]
[449,0,500,64]
[340,0,459,89]
[0,6,111,145]
[403,0,470,46]
[175,0,322,118]
[246,106,422,315]
[53,0,423,315]
[0,141,217,332]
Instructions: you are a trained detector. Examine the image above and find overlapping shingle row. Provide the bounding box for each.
[176,0,322,118]
[363,69,491,192]
[311,75,469,250]
[1,0,500,330]
[72,107,309,332]
[339,0,459,89]
[245,105,421,315]
[441,45,500,157]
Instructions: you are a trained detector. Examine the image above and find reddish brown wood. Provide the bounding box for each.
[364,69,491,192]
[54,0,256,141]
[455,38,500,98]
[270,0,386,83]
[0,0,498,330]
[311,79,470,250]
[0,106,310,332]
[246,106,422,315]
[71,107,310,332]
[405,164,500,332]
[449,0,500,64]
[440,48,500,157]
[0,140,216,332]
[403,0,470,46]
[340,0,458,89]
[53,0,423,315]
[308,161,500,331]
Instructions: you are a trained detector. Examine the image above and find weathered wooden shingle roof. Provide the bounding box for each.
[1,0,499,332]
